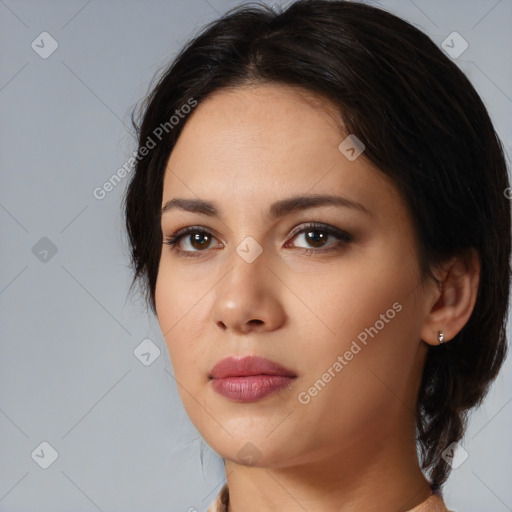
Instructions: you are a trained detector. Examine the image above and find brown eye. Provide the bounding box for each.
[163,227,221,256]
[303,230,329,248]
[188,231,212,250]
[288,224,353,252]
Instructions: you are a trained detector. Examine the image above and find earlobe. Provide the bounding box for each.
[420,248,480,346]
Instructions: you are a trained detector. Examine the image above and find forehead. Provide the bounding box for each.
[162,83,400,220]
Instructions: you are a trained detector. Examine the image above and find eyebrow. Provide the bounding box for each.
[161,194,372,219]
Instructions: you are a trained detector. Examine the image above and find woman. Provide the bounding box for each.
[123,1,511,510]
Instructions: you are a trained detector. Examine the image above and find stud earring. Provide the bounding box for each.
[437,330,445,344]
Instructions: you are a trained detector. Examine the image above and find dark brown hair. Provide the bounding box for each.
[123,0,511,489]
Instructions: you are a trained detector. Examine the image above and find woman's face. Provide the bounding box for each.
[155,84,432,469]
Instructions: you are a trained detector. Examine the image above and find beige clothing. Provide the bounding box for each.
[207,483,451,512]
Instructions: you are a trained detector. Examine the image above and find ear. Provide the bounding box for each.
[420,248,481,346]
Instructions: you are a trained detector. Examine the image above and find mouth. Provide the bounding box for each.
[209,355,297,402]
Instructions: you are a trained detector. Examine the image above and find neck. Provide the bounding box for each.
[224,421,432,512]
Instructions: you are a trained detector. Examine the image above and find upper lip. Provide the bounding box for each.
[209,355,297,379]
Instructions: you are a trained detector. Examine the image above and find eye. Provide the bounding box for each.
[162,222,353,257]
[285,222,353,254]
[163,226,222,257]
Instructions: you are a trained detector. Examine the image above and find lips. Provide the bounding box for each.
[209,355,297,379]
[209,355,297,402]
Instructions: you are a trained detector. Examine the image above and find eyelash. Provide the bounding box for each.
[162,222,353,258]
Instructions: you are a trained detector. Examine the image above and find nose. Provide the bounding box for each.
[210,243,286,334]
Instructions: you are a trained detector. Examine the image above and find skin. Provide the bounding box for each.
[155,83,480,512]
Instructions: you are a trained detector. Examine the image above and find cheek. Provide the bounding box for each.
[288,244,419,342]
[291,259,423,414]
[155,264,202,376]
[291,311,422,457]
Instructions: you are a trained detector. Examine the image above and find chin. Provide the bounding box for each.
[208,436,303,469]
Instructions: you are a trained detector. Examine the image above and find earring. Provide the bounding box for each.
[437,330,445,344]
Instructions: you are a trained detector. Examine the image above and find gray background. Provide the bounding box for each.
[0,0,511,510]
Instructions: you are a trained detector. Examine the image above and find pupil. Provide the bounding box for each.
[307,230,326,247]
[191,232,210,250]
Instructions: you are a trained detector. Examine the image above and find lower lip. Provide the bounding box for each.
[210,375,295,402]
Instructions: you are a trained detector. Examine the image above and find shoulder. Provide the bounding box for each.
[206,484,454,512]
[407,493,452,512]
